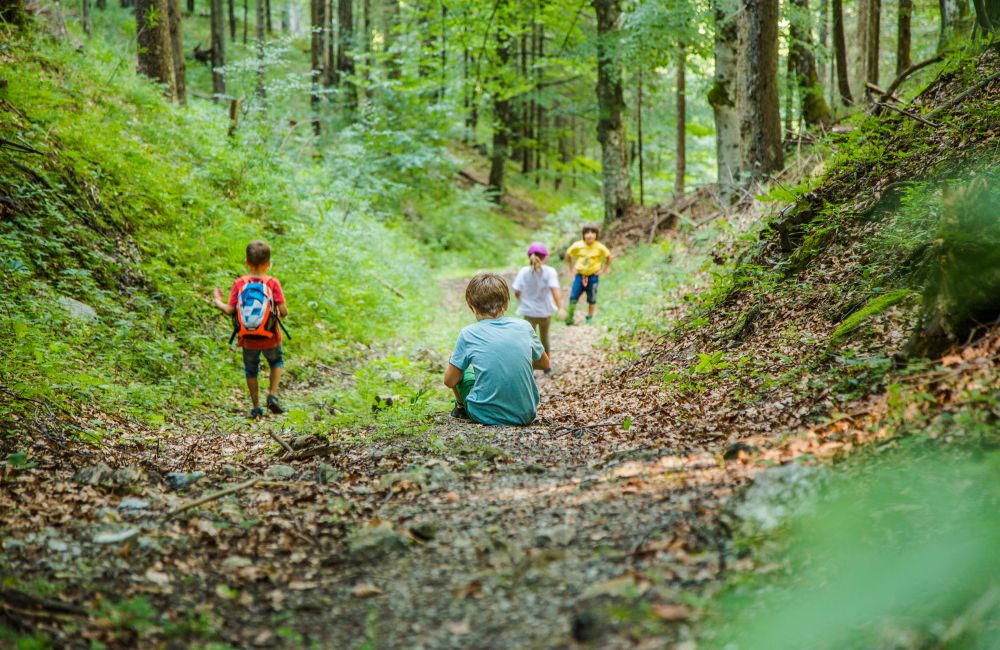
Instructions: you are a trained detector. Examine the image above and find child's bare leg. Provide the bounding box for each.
[588,303,597,318]
[246,378,260,408]
[268,366,283,396]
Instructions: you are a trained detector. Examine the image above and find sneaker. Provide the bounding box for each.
[543,367,554,376]
[585,316,593,324]
[267,394,285,415]
[450,404,471,420]
[249,406,265,419]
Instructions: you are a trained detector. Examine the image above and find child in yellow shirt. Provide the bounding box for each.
[565,223,612,325]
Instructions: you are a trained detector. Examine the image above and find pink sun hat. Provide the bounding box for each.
[527,242,549,258]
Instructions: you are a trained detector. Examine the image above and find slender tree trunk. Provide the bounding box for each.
[555,111,569,191]
[265,0,271,33]
[535,15,545,186]
[136,0,178,99]
[440,3,448,99]
[592,0,633,223]
[636,70,644,205]
[791,0,832,126]
[336,0,356,107]
[675,42,686,198]
[832,0,853,104]
[186,0,193,13]
[737,0,783,180]
[310,0,322,133]
[363,0,372,98]
[385,0,401,79]
[82,0,92,35]
[971,0,1000,32]
[488,0,513,202]
[818,0,829,97]
[228,0,235,40]
[785,48,795,135]
[855,0,880,94]
[210,0,226,98]
[255,0,266,98]
[97,0,106,11]
[710,0,740,200]
[939,0,973,51]
[323,0,333,86]
[897,0,912,74]
[242,0,247,44]
[167,0,187,105]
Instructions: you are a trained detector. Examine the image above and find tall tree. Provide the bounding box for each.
[897,0,912,75]
[186,0,193,13]
[488,4,514,201]
[939,0,971,51]
[832,0,853,104]
[335,0,356,106]
[675,42,686,197]
[971,0,1000,33]
[228,0,235,40]
[709,0,740,199]
[737,0,783,180]
[82,0,92,35]
[167,0,187,105]
[255,0,265,99]
[592,0,632,223]
[210,0,226,98]
[790,0,832,126]
[135,0,178,100]
[310,0,322,133]
[854,0,880,93]
[818,0,829,99]
[385,0,401,79]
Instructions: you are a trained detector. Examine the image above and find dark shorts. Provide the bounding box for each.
[569,273,599,304]
[242,345,284,378]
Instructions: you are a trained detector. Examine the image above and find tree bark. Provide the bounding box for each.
[854,0,880,94]
[897,0,912,75]
[228,0,235,40]
[136,0,178,100]
[82,0,92,35]
[939,0,970,51]
[210,0,226,98]
[675,42,686,198]
[832,0,853,104]
[385,0,401,79]
[592,0,632,223]
[265,0,271,33]
[818,0,829,99]
[255,0,265,99]
[167,0,187,105]
[186,0,193,13]
[709,0,740,201]
[310,0,322,133]
[336,0,356,107]
[737,0,783,181]
[790,0,832,127]
[488,0,513,202]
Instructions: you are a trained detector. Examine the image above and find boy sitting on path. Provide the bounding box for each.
[565,222,612,325]
[512,242,565,376]
[444,272,550,425]
[212,240,289,419]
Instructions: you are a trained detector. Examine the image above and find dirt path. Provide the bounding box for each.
[1,285,748,649]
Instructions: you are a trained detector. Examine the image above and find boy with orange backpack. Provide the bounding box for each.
[212,240,289,419]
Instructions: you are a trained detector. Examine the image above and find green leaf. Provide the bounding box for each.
[622,415,633,432]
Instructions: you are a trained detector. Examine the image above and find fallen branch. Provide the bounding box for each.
[267,428,294,455]
[865,82,904,105]
[927,71,1000,119]
[165,478,259,520]
[883,53,947,99]
[0,137,44,155]
[377,277,406,299]
[284,443,339,461]
[875,101,940,128]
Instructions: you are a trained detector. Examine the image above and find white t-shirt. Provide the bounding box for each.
[512,265,560,317]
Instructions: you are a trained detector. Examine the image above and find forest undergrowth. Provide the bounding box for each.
[3,12,1000,650]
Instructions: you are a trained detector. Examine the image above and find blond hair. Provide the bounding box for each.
[465,272,509,317]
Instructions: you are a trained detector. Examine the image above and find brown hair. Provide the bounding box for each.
[582,222,600,238]
[465,272,509,317]
[246,240,271,267]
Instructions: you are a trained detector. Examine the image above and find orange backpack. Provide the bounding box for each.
[228,277,289,345]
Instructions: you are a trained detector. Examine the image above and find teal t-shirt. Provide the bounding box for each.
[449,317,545,426]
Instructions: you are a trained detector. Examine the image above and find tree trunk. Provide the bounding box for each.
[897,0,912,75]
[790,0,832,127]
[136,0,178,100]
[675,42,686,198]
[310,0,322,133]
[592,0,632,223]
[832,0,853,104]
[210,0,226,98]
[385,0,401,79]
[323,0,333,86]
[737,0,783,181]
[228,0,235,40]
[186,0,193,13]
[710,0,740,200]
[336,0,356,107]
[818,0,829,99]
[854,0,880,95]
[939,0,973,51]
[255,0,266,99]
[362,0,372,98]
[82,0,92,35]
[167,0,187,105]
[488,0,513,202]
[265,0,271,33]
[242,0,247,43]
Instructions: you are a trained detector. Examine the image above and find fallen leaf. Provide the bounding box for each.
[446,620,471,635]
[351,583,383,598]
[651,603,692,621]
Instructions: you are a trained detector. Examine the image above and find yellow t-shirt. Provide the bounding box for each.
[566,240,611,276]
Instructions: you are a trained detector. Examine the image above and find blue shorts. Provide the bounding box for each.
[569,274,599,304]
[242,345,284,378]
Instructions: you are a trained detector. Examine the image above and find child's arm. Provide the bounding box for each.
[443,363,465,405]
[532,351,551,371]
[277,303,289,318]
[598,255,612,275]
[212,286,235,315]
[550,287,566,320]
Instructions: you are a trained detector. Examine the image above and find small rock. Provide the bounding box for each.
[348,522,410,559]
[265,464,296,480]
[58,295,98,322]
[73,463,113,486]
[46,538,69,553]
[315,463,341,484]
[117,497,150,513]
[409,522,437,541]
[164,471,204,491]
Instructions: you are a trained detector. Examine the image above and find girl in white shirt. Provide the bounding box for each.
[512,242,565,375]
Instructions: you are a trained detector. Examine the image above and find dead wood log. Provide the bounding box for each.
[166,477,259,519]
